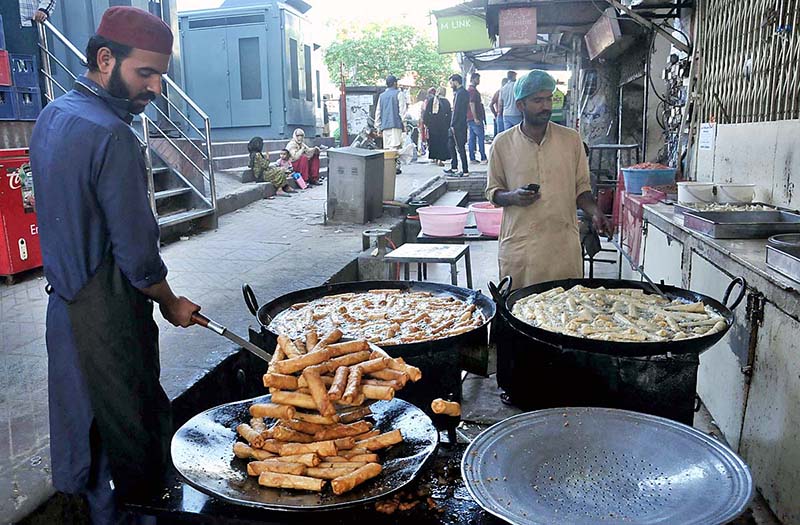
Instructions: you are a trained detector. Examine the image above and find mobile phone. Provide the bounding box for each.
[523,183,540,193]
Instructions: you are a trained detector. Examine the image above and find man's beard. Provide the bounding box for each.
[527,110,552,126]
[107,62,155,114]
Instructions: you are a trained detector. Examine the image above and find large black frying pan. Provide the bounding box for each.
[171,395,438,511]
[489,276,747,357]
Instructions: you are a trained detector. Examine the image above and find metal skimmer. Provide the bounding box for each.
[462,408,753,525]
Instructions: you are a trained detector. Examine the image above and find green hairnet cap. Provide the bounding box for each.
[514,70,557,102]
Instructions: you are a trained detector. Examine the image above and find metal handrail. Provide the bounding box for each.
[36,19,217,213]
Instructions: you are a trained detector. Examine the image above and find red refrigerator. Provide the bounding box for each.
[0,148,42,283]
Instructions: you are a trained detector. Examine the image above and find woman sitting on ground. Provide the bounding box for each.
[285,128,322,185]
[248,137,295,197]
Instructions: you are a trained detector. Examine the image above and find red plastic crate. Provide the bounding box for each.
[0,50,11,87]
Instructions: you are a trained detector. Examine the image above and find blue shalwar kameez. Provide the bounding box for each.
[30,76,168,523]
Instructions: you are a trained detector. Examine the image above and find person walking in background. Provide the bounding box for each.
[423,86,451,167]
[491,77,509,137]
[374,74,407,174]
[444,73,469,176]
[286,128,322,185]
[499,71,522,130]
[419,86,436,157]
[467,72,487,164]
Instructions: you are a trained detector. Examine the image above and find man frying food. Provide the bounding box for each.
[486,70,611,289]
[30,7,199,523]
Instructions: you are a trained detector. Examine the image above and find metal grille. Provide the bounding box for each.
[696,0,800,123]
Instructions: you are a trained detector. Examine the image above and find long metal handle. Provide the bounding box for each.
[191,312,225,335]
[609,237,669,299]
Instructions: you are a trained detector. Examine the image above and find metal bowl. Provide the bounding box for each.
[462,407,753,525]
[768,233,800,248]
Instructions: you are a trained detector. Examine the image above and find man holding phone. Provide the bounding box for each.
[486,70,611,289]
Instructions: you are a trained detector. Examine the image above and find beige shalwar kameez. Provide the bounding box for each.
[485,122,591,289]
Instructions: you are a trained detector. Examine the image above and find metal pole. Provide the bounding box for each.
[339,62,349,146]
[141,116,158,216]
[204,117,217,209]
[36,22,55,102]
[605,0,691,54]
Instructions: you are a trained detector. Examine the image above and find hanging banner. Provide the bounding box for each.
[436,15,493,54]
[498,7,537,48]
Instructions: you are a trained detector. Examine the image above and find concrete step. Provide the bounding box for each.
[213,153,329,177]
[209,137,335,158]
[432,190,469,207]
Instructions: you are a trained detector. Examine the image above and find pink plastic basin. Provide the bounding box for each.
[469,201,503,237]
[418,206,469,237]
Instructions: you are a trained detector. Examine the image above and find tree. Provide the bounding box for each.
[324,23,454,100]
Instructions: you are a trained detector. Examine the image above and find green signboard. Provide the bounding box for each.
[551,89,566,123]
[436,15,493,54]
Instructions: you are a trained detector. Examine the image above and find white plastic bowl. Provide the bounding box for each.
[418,206,469,237]
[716,183,755,203]
[677,182,715,204]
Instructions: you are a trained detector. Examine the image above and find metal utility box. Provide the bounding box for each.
[179,0,321,141]
[326,147,384,224]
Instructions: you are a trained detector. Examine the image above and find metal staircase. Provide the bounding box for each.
[35,20,217,233]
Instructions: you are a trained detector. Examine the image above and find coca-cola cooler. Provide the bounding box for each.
[0,148,42,283]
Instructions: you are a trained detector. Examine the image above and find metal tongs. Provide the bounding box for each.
[192,312,273,363]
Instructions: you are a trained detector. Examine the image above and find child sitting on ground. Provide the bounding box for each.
[247,137,296,198]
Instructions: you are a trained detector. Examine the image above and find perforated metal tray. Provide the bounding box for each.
[462,407,753,525]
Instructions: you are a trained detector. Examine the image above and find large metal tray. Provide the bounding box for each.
[683,210,800,238]
[462,407,753,525]
[766,244,800,283]
[171,395,438,511]
[673,201,779,216]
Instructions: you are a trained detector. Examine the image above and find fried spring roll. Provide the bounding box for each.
[237,424,265,448]
[327,365,350,401]
[351,430,380,441]
[273,425,317,443]
[314,351,371,374]
[279,440,337,457]
[362,378,404,390]
[313,421,372,441]
[293,411,339,425]
[318,461,368,468]
[272,453,320,467]
[283,418,330,435]
[331,463,383,495]
[338,406,372,424]
[269,344,285,369]
[297,372,335,389]
[306,466,362,480]
[355,357,391,374]
[294,339,307,354]
[333,437,356,450]
[263,373,299,390]
[343,453,380,463]
[336,393,366,407]
[250,403,296,420]
[258,471,325,492]
[431,398,461,416]
[247,460,306,476]
[340,447,370,458]
[233,442,275,460]
[394,357,422,382]
[355,430,403,451]
[362,384,395,401]
[271,391,317,411]
[367,368,409,386]
[272,348,333,375]
[327,340,369,357]
[259,439,284,454]
[277,334,302,358]
[250,417,267,434]
[343,366,363,404]
[309,329,344,353]
[369,347,422,382]
[303,367,336,416]
[306,330,319,351]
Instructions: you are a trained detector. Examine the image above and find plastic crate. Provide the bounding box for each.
[0,51,10,86]
[11,87,41,120]
[0,87,15,120]
[10,54,38,88]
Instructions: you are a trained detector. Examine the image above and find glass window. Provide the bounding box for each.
[238,37,262,100]
[289,38,300,100]
[304,45,313,102]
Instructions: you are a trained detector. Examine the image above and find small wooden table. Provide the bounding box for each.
[384,243,473,288]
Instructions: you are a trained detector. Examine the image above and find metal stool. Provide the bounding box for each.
[384,243,473,288]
